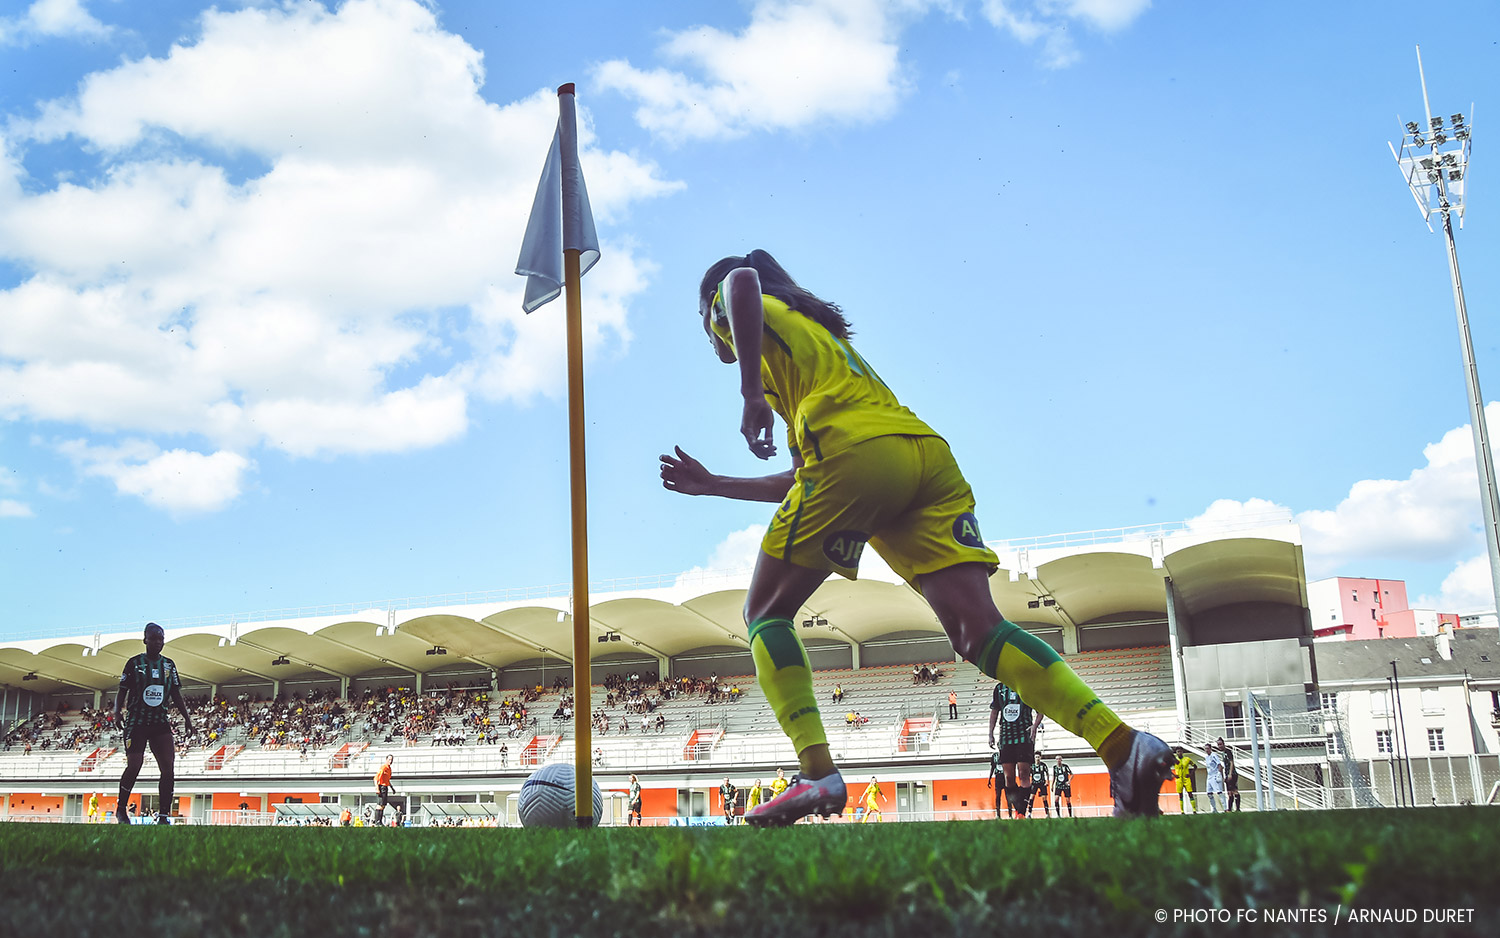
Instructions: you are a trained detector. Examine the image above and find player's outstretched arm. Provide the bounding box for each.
[659,446,795,503]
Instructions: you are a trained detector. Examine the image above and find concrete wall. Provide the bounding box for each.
[1189,602,1306,645]
[1183,637,1312,722]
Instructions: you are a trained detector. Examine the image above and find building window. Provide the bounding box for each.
[1428,728,1445,752]
[1371,690,1390,716]
[1351,590,1359,601]
[1371,609,1378,620]
[1320,692,1339,711]
[1325,733,1343,757]
[1376,729,1394,754]
[1421,687,1442,714]
[1330,613,1338,620]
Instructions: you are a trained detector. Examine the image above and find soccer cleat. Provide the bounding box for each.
[745,771,846,828]
[1109,730,1174,818]
[116,810,131,826]
[156,813,171,825]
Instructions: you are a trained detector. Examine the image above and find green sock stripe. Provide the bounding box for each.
[747,616,793,644]
[748,617,806,671]
[974,619,1063,676]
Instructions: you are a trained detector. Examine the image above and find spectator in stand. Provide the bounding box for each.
[948,690,959,720]
[912,664,922,685]
[831,683,844,704]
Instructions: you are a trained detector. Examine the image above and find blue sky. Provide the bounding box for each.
[1,0,1498,640]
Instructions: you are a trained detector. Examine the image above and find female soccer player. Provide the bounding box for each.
[660,250,1173,826]
[114,622,194,824]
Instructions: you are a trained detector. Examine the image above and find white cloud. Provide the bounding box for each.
[980,0,1150,69]
[1190,404,1500,612]
[673,520,905,586]
[0,0,679,512]
[0,498,34,518]
[1417,554,1496,616]
[58,439,252,515]
[0,0,111,45]
[596,0,930,142]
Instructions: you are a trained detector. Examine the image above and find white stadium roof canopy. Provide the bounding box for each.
[1,516,1304,696]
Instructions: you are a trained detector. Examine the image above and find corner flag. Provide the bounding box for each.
[515,84,599,828]
[516,84,599,313]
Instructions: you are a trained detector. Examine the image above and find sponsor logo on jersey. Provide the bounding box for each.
[142,684,166,707]
[822,530,868,568]
[952,512,984,548]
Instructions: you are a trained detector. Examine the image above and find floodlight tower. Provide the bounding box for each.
[1390,45,1498,632]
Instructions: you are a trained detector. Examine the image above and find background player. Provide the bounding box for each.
[858,778,884,823]
[114,622,194,825]
[989,681,1042,817]
[628,774,643,827]
[1052,756,1075,817]
[1173,748,1198,814]
[660,250,1174,825]
[719,777,738,825]
[1030,756,1052,817]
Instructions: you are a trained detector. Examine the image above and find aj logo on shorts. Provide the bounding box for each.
[952,512,984,548]
[822,530,868,568]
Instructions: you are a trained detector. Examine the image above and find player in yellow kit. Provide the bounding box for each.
[660,250,1174,826]
[858,778,885,823]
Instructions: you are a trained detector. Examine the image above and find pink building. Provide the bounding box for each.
[1307,577,1412,641]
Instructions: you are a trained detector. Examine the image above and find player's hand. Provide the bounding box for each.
[741,397,776,459]
[660,447,716,496]
[988,737,995,749]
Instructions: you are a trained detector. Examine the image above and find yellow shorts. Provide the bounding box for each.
[761,434,999,586]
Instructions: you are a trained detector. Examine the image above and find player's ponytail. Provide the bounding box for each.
[699,250,854,339]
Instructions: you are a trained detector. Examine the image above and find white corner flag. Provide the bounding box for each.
[516,84,600,313]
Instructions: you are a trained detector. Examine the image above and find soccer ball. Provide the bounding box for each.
[518,762,603,828]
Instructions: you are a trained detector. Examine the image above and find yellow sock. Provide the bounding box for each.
[749,617,827,755]
[971,619,1130,764]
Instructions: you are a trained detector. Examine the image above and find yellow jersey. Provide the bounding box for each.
[710,291,938,465]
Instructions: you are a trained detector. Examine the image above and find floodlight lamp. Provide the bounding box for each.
[1430,116,1444,130]
[1434,131,1448,145]
[1449,170,1463,182]
[1420,157,1434,169]
[1456,127,1470,140]
[1406,121,1421,134]
[271,656,290,666]
[1026,600,1041,609]
[609,633,621,642]
[1451,113,1465,126]
[1428,171,1441,183]
[1443,153,1458,166]
[1042,597,1057,607]
[425,646,447,656]
[596,635,608,644]
[22,672,38,681]
[1412,135,1425,148]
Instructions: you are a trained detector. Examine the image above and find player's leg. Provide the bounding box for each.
[1016,761,1033,818]
[148,729,175,824]
[877,438,1172,817]
[117,730,147,824]
[920,563,1171,817]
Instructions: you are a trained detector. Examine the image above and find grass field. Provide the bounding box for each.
[1,808,1495,937]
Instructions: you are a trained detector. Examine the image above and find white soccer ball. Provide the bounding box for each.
[517,762,603,828]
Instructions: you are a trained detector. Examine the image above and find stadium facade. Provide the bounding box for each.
[4,513,1497,824]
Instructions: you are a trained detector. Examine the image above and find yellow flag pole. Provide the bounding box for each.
[564,243,593,827]
[556,81,595,828]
